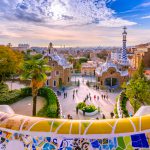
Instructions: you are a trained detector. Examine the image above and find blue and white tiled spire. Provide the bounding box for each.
[120,26,128,65]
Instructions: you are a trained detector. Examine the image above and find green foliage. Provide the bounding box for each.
[76,102,97,113]
[125,77,150,113]
[0,46,23,82]
[21,87,32,97]
[20,54,51,116]
[124,61,150,113]
[0,84,59,118]
[114,104,119,118]
[37,87,59,118]
[82,105,97,113]
[79,57,88,64]
[120,92,129,117]
[0,83,9,94]
[76,102,86,109]
[0,89,22,104]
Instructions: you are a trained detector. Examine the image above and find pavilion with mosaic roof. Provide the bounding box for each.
[96,27,129,89]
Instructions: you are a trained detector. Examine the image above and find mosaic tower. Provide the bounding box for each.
[120,26,128,66]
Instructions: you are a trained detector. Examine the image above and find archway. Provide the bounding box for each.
[105,78,119,88]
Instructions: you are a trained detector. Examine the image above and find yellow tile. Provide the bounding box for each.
[115,119,134,133]
[86,121,112,134]
[30,121,51,132]
[141,115,150,131]
[71,121,79,134]
[57,121,71,134]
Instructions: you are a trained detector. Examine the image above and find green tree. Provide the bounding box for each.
[124,60,150,113]
[125,77,150,113]
[0,46,23,82]
[20,54,51,116]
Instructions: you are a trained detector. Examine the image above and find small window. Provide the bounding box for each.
[53,80,56,87]
[56,71,59,75]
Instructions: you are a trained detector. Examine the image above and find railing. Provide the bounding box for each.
[0,112,149,149]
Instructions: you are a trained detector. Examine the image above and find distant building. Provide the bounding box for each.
[18,44,30,51]
[44,43,72,88]
[96,27,129,89]
[81,61,97,76]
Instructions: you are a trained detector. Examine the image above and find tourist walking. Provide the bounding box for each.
[97,96,99,101]
[104,95,105,99]
[106,95,108,100]
[76,89,78,94]
[64,93,66,99]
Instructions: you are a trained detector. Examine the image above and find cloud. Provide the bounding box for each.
[99,18,137,27]
[139,2,150,7]
[141,15,150,19]
[0,0,137,27]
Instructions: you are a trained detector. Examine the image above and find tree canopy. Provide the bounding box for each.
[0,46,23,82]
[20,54,51,116]
[124,60,150,113]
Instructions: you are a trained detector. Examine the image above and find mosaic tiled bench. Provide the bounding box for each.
[0,112,149,149]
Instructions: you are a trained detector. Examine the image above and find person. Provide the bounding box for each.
[83,110,85,116]
[90,96,91,101]
[102,114,106,119]
[106,95,108,100]
[73,94,75,100]
[73,90,75,94]
[103,95,105,99]
[94,95,96,100]
[101,95,103,99]
[97,96,99,101]
[64,92,66,99]
[67,114,70,119]
[76,107,78,114]
[87,95,89,100]
[66,92,67,98]
[76,89,78,93]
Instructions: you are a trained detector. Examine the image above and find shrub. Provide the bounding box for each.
[0,90,22,104]
[0,84,59,118]
[76,102,86,109]
[82,105,97,113]
[0,83,9,94]
[21,87,32,97]
[37,87,59,118]
[114,104,119,118]
[77,102,97,113]
[120,92,129,117]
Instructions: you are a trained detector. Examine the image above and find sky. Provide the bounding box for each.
[0,0,150,47]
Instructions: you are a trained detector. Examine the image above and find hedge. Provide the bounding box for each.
[0,90,22,104]
[37,87,60,118]
[120,92,129,117]
[0,84,59,118]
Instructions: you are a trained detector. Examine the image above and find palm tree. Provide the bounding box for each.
[20,54,51,116]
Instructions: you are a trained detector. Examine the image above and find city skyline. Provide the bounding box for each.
[0,0,150,47]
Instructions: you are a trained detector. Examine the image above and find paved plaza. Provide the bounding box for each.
[6,77,133,119]
[58,76,120,119]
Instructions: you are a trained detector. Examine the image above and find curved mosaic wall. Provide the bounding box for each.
[0,112,150,149]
